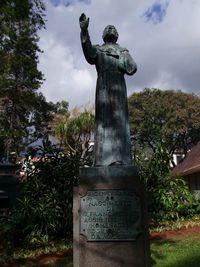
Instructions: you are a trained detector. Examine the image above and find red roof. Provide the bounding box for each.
[172,142,200,176]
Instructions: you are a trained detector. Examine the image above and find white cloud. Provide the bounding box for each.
[38,0,200,108]
[39,31,95,107]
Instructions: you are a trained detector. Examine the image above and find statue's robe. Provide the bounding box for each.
[81,31,137,166]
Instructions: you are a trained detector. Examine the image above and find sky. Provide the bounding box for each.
[38,0,200,109]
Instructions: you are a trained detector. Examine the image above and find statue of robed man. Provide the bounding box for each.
[79,13,137,166]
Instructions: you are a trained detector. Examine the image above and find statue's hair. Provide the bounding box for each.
[102,25,118,42]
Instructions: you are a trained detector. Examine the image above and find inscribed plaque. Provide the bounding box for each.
[80,190,141,241]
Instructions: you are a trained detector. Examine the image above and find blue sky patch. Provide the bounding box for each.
[50,0,91,7]
[144,1,170,24]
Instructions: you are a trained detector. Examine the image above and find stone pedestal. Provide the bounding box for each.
[73,166,151,267]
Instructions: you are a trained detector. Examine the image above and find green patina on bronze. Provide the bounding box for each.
[79,13,137,166]
[80,190,141,241]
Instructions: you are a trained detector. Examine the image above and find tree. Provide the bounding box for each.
[128,88,200,164]
[54,100,69,116]
[53,108,95,165]
[0,0,53,157]
[23,93,55,147]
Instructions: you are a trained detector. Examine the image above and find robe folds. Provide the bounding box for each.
[81,31,137,166]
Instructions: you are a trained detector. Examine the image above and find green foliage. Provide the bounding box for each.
[137,144,197,223]
[54,100,69,115]
[0,145,80,247]
[53,109,95,165]
[129,88,200,223]
[129,88,200,161]
[0,0,54,156]
[151,215,200,233]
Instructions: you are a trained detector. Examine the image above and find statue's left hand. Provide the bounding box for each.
[79,13,89,32]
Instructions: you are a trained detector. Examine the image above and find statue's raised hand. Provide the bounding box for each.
[79,13,89,32]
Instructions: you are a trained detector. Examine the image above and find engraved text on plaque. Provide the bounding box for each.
[80,190,141,241]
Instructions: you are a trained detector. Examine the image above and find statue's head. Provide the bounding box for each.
[102,25,118,43]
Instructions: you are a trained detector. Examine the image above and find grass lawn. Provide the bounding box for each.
[151,231,200,267]
[1,229,200,266]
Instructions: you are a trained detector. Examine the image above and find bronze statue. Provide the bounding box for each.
[79,13,137,166]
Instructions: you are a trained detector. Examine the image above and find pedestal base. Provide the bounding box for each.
[73,166,151,267]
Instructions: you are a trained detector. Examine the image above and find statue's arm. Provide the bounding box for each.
[81,30,97,65]
[79,13,97,65]
[119,50,137,75]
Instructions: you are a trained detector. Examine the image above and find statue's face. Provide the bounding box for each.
[102,25,118,43]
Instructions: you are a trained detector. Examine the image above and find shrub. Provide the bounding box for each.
[136,145,198,224]
[0,145,80,247]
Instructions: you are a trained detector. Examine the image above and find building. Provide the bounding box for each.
[171,142,200,199]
